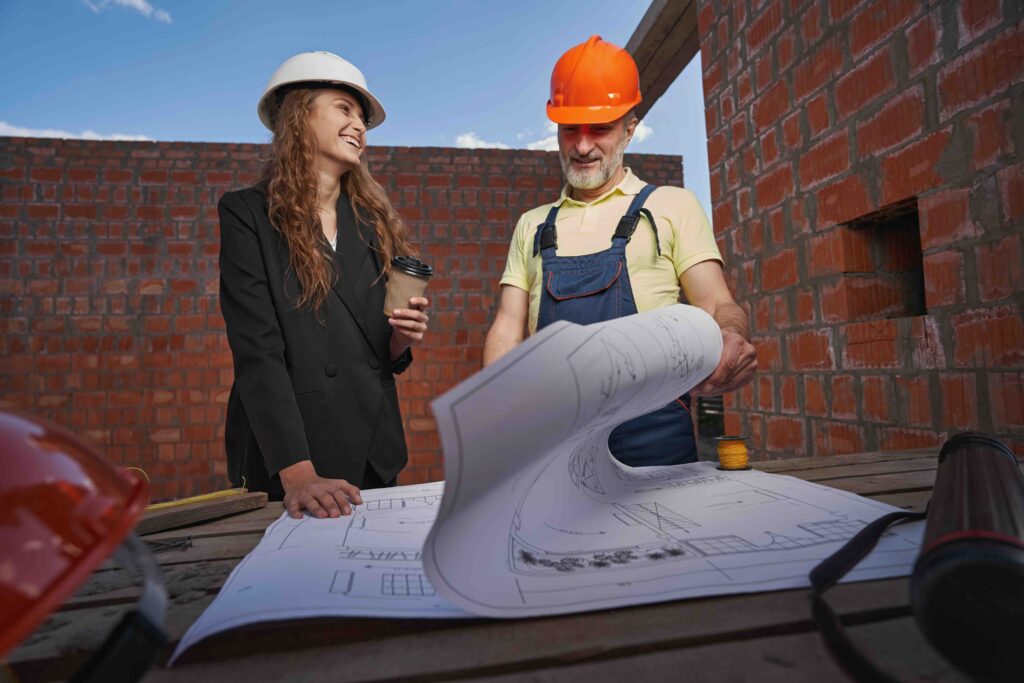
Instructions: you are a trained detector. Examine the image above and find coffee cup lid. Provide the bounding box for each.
[392,255,433,277]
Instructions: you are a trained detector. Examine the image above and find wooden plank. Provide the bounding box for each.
[10,576,915,676]
[824,470,938,496]
[460,617,967,683]
[137,492,268,536]
[133,580,919,683]
[625,0,699,119]
[777,457,940,482]
[142,503,284,542]
[753,450,934,473]
[63,559,238,612]
[866,491,932,513]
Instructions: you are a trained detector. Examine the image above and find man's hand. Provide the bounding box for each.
[279,460,363,519]
[388,296,430,361]
[692,330,757,396]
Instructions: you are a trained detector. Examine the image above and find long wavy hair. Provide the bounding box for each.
[259,86,415,312]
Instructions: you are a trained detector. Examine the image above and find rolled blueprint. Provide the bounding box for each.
[425,304,725,616]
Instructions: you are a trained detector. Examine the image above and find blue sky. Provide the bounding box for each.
[0,0,711,219]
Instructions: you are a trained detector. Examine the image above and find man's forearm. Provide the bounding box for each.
[712,301,749,339]
[483,326,522,366]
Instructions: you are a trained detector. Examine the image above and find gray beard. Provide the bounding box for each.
[560,137,628,191]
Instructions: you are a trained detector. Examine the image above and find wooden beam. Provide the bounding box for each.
[135,491,268,536]
[626,0,699,119]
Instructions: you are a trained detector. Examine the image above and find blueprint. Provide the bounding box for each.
[173,305,924,658]
[422,305,924,617]
[170,482,468,663]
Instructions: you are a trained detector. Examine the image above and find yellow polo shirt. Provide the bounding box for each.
[500,169,722,333]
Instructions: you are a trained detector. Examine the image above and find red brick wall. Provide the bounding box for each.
[0,137,682,499]
[698,0,1023,459]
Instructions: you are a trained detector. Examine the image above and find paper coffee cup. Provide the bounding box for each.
[384,256,433,316]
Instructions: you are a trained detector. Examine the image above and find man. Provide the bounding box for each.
[483,35,756,466]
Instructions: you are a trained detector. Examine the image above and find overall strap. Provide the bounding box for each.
[533,204,561,257]
[612,184,662,255]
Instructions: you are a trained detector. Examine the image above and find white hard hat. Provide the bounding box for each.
[257,51,386,131]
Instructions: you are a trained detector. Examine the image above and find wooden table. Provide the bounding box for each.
[10,450,982,682]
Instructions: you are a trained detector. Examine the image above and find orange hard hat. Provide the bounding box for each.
[0,411,166,679]
[547,35,642,125]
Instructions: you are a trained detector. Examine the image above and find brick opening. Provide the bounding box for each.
[816,199,925,322]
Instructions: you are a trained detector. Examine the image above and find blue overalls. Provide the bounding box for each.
[533,184,697,466]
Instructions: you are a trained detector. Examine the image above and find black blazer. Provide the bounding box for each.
[218,187,412,498]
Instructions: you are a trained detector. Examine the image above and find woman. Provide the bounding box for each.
[218,51,429,519]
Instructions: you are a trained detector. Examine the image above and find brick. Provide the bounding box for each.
[923,250,965,308]
[804,376,827,416]
[880,427,944,450]
[802,4,823,44]
[880,130,951,206]
[753,335,782,371]
[799,132,850,189]
[997,162,1024,220]
[829,0,860,22]
[787,329,836,370]
[919,188,980,249]
[912,315,947,370]
[807,228,874,276]
[762,248,798,291]
[831,374,857,418]
[907,13,941,76]
[759,375,775,411]
[753,80,791,132]
[857,87,925,156]
[952,305,1024,367]
[862,375,893,422]
[940,373,978,430]
[836,49,896,119]
[766,416,806,455]
[820,276,904,322]
[748,1,784,54]
[896,374,932,426]
[968,99,1013,172]
[849,0,920,57]
[958,0,1003,47]
[816,175,873,230]
[793,37,844,100]
[938,24,1023,118]
[755,164,794,210]
[806,94,830,137]
[843,319,902,368]
[990,372,1024,429]
[813,421,865,455]
[977,235,1023,301]
[780,375,799,413]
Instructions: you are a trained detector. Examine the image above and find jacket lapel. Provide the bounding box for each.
[331,193,383,357]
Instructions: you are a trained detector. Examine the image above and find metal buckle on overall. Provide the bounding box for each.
[537,223,557,253]
[613,215,641,240]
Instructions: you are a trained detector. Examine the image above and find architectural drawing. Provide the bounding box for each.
[424,306,924,617]
[170,482,467,663]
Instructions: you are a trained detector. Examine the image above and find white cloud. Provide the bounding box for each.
[633,120,654,143]
[454,132,510,149]
[525,121,558,151]
[84,0,172,24]
[0,121,152,141]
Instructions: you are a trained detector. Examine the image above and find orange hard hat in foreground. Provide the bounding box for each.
[0,411,166,681]
[547,35,642,124]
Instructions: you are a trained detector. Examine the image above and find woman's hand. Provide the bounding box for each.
[278,460,362,519]
[388,296,430,360]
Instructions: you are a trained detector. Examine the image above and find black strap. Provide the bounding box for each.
[533,205,561,256]
[809,509,926,683]
[611,185,661,255]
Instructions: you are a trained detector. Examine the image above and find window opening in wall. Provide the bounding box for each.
[842,198,926,319]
